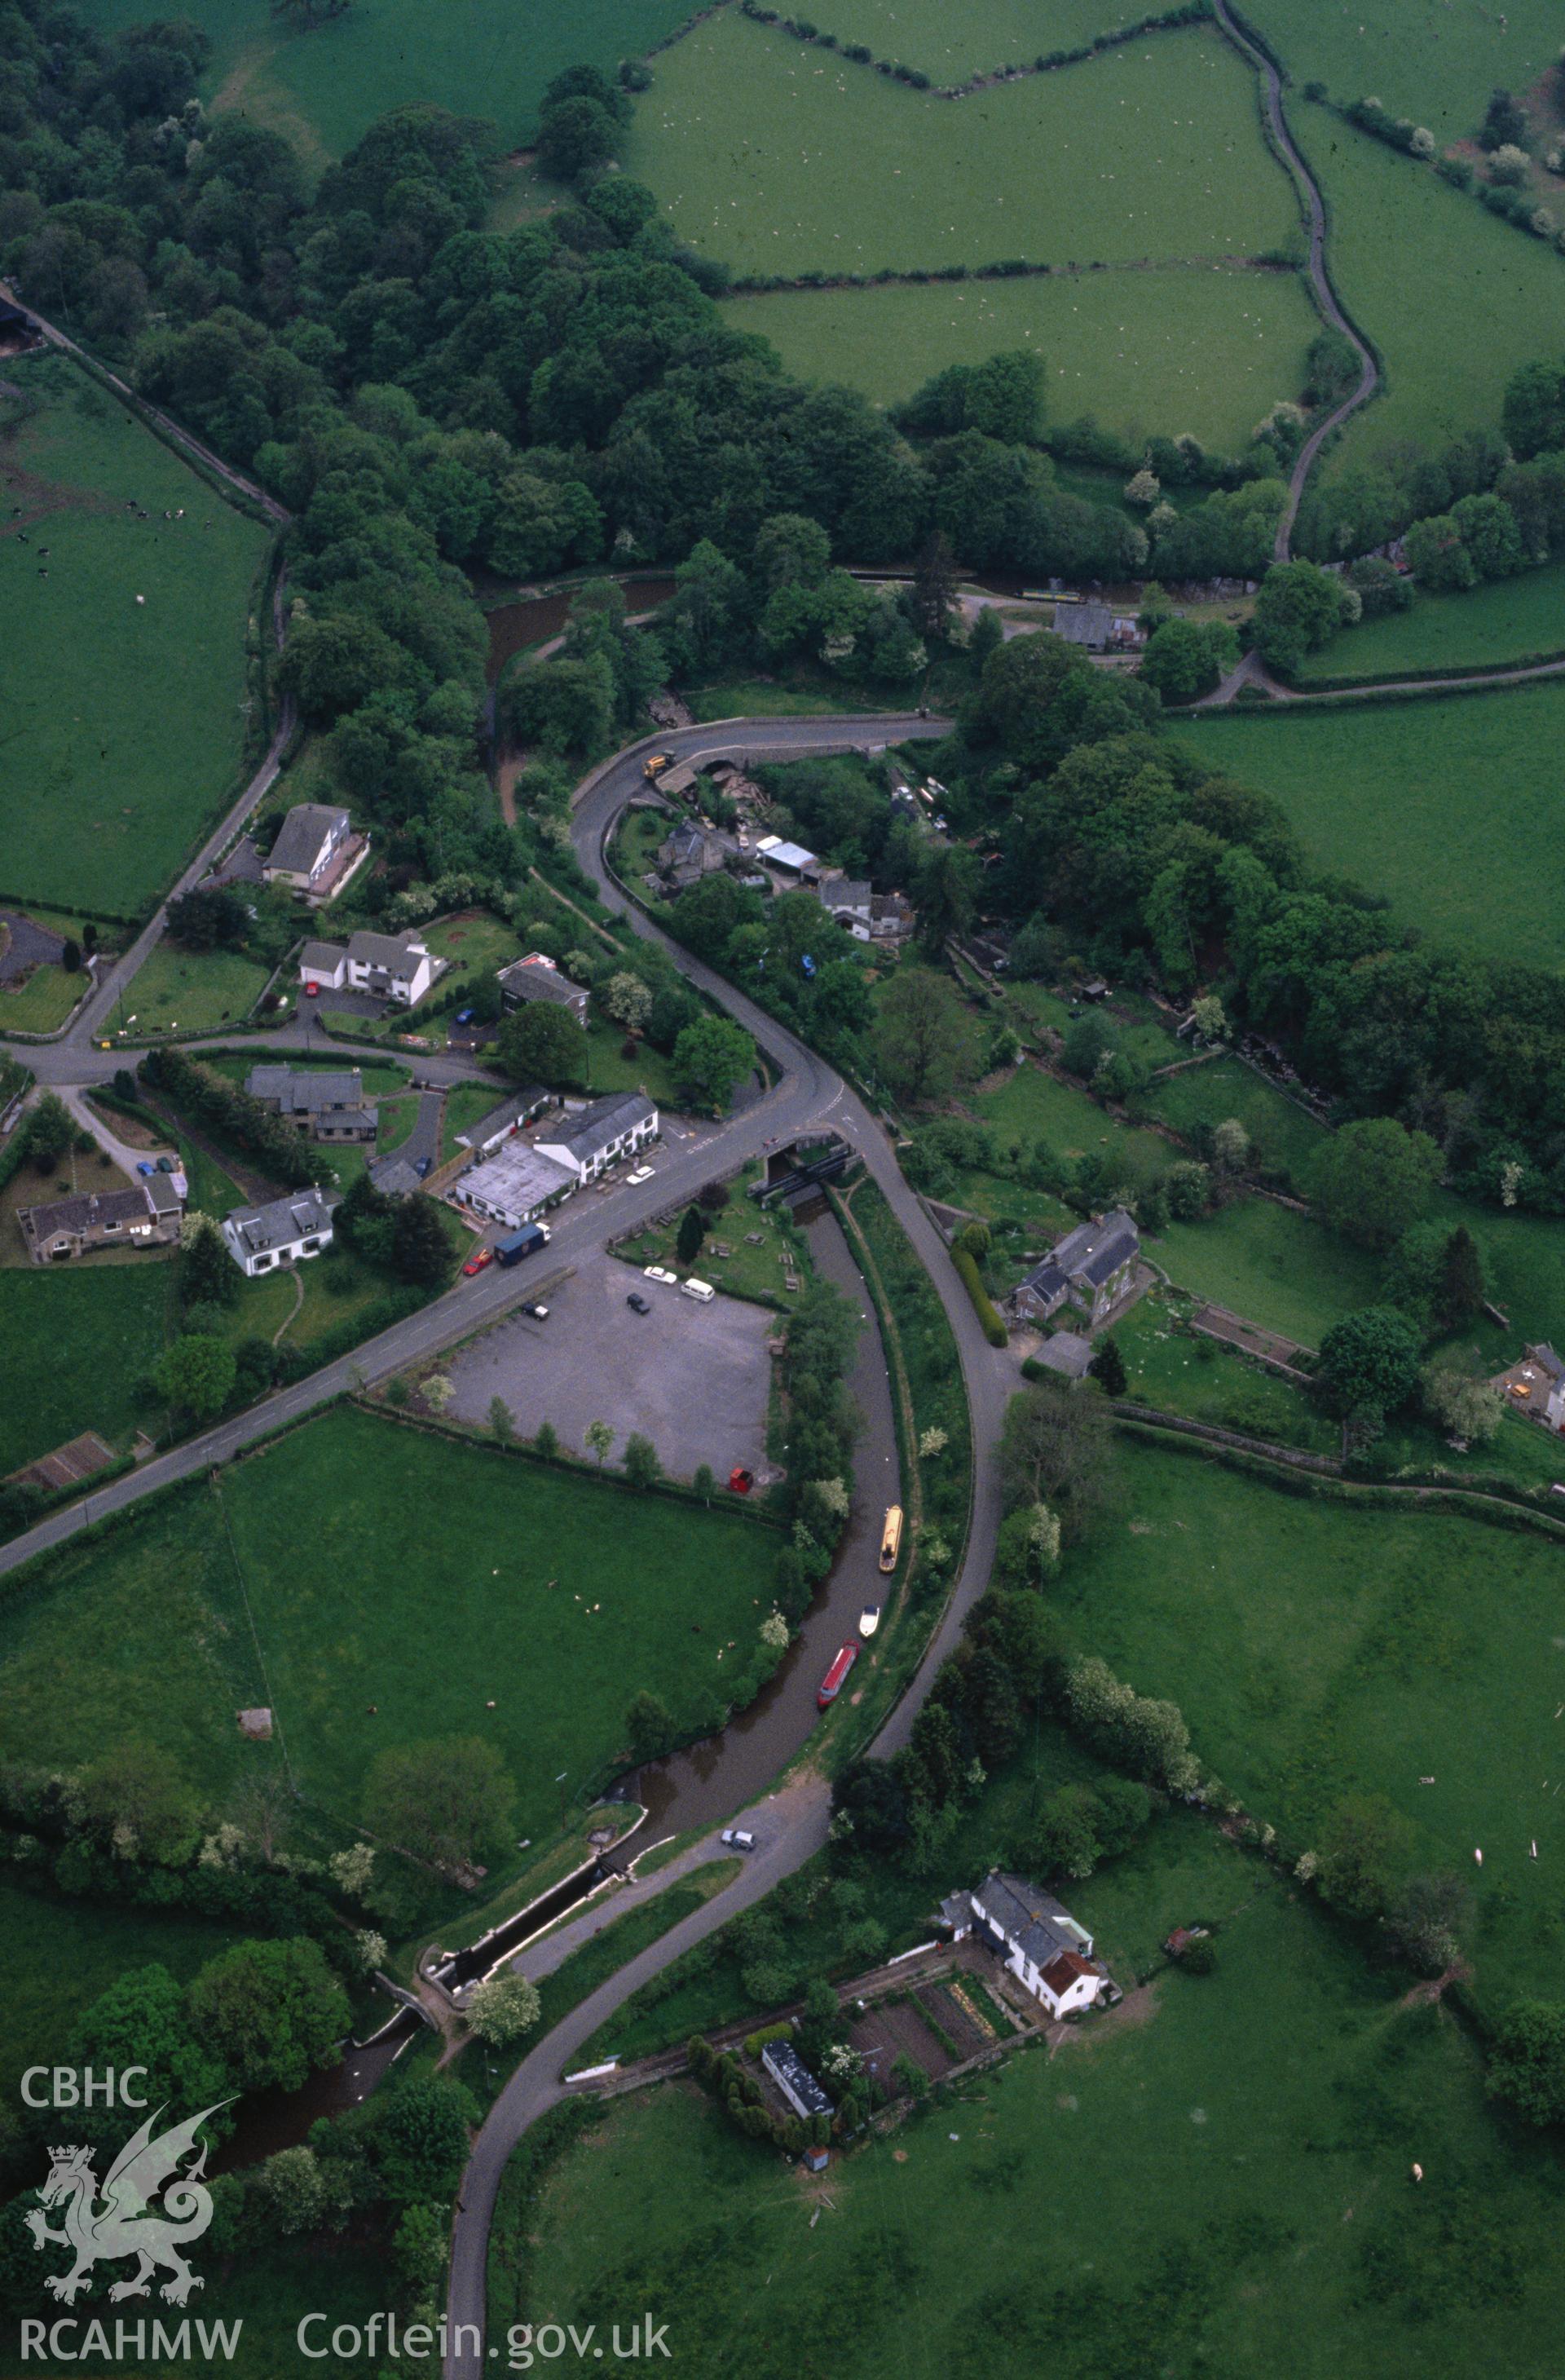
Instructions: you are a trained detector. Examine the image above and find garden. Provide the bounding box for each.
[0,352,272,919]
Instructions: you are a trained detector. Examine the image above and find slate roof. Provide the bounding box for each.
[975,1872,1092,1970]
[761,2041,833,2119]
[247,1065,367,1114]
[21,1186,158,1239]
[301,938,346,973]
[456,1087,553,1153]
[265,803,348,876]
[1034,1331,1093,1380]
[348,929,426,974]
[1051,601,1114,648]
[369,1154,424,1197]
[816,878,873,916]
[496,956,589,1011]
[225,1186,340,1257]
[1018,1208,1138,1305]
[543,1091,655,1163]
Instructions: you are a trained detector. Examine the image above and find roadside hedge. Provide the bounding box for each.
[953,1244,1008,1346]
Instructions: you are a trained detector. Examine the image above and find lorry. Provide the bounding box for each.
[495,1222,550,1267]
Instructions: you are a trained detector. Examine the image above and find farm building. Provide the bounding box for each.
[1011,1209,1140,1329]
[245,1064,377,1142]
[452,1085,558,1160]
[453,1141,575,1232]
[222,1186,340,1278]
[762,2041,834,2122]
[753,833,820,881]
[300,930,436,1009]
[940,1873,1109,2017]
[262,803,368,902]
[535,1092,658,1186]
[18,1180,181,1265]
[496,953,590,1027]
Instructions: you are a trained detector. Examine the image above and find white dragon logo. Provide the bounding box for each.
[26,2101,230,2307]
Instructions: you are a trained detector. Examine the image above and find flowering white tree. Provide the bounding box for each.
[919,1425,949,1459]
[466,1972,542,2046]
[760,1610,790,1652]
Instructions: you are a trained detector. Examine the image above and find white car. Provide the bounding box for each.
[721,1828,756,1852]
[626,1164,656,1185]
[644,1265,677,1285]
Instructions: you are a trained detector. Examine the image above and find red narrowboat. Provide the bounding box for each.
[817,1640,859,1709]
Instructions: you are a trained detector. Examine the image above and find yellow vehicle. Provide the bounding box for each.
[642,753,672,782]
[879,1505,903,1574]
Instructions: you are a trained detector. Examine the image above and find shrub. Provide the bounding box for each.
[953,1245,1007,1347]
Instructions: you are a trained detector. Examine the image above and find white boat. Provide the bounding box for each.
[859,1605,881,1639]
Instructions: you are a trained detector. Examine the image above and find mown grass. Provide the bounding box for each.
[0,1261,175,1473]
[1295,559,1565,682]
[1177,679,1565,961]
[0,959,86,1033]
[728,265,1320,449]
[0,352,271,916]
[631,15,1297,280]
[1299,115,1565,488]
[77,0,697,161]
[516,1871,1565,2380]
[1060,1435,1565,2011]
[118,938,271,1035]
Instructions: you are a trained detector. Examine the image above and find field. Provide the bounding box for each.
[801,0,1184,82]
[1295,560,1565,682]
[1242,0,1562,143]
[1057,1436,1565,2011]
[1177,681,1565,960]
[1153,1194,1382,1346]
[75,0,697,166]
[511,1849,1565,2379]
[0,1261,174,1474]
[1296,116,1565,487]
[0,353,271,917]
[1138,1053,1328,1190]
[117,938,271,1035]
[727,264,1319,448]
[628,16,1298,279]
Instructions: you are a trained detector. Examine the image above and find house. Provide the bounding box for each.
[761,2041,833,2122]
[1011,1208,1140,1328]
[453,1141,575,1231]
[536,1091,658,1186]
[245,1064,377,1142]
[1051,601,1116,651]
[222,1186,340,1277]
[940,1872,1109,2017]
[496,953,590,1027]
[18,1181,181,1265]
[299,931,436,1009]
[1497,1342,1565,1430]
[453,1085,558,1160]
[753,833,820,881]
[812,878,915,946]
[262,803,368,902]
[657,820,741,893]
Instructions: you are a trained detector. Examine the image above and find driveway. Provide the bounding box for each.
[441,1254,776,1483]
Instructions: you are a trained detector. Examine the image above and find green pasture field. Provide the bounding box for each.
[118,939,271,1036]
[215,1405,781,1836]
[1177,680,1565,962]
[1059,1435,1565,2011]
[1138,1053,1327,1190]
[729,265,1319,448]
[1153,1193,1382,1346]
[75,0,696,166]
[0,1262,174,1474]
[1295,559,1565,683]
[515,1852,1565,2379]
[0,957,86,1033]
[0,354,271,919]
[631,15,1297,280]
[1242,0,1561,144]
[801,0,1179,82]
[0,1878,245,2104]
[1297,117,1565,484]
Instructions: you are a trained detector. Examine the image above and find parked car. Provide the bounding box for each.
[414,1155,432,1179]
[304,982,320,997]
[721,1828,756,1852]
[627,1292,650,1314]
[527,1301,549,1319]
[728,1466,754,1495]
[156,1155,175,1172]
[644,1265,677,1285]
[462,1247,494,1277]
[455,1008,475,1025]
[626,1164,655,1184]
[135,1161,155,1177]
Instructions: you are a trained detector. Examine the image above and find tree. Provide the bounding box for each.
[676,1203,705,1267]
[1140,616,1237,704]
[672,1014,756,1112]
[152,1332,236,1420]
[1488,2000,1565,2125]
[1437,1225,1487,1331]
[999,1384,1116,1542]
[77,1741,204,1867]
[1307,1117,1444,1250]
[166,885,249,952]
[465,1972,541,2046]
[1382,1871,1468,1975]
[1317,1306,1422,1423]
[1250,559,1347,675]
[872,968,978,1103]
[535,1420,559,1461]
[623,1432,661,1489]
[66,1966,227,2153]
[488,1396,514,1445]
[1313,1794,1416,1918]
[1087,1336,1127,1397]
[366,2075,477,2206]
[496,1002,588,1088]
[23,1091,74,1173]
[602,971,653,1034]
[910,530,959,646]
[536,93,615,180]
[1211,1117,1250,1175]
[1422,1363,1504,1443]
[692,1462,716,1503]
[1479,86,1528,150]
[179,1209,236,1307]
[363,1737,516,1876]
[392,1195,453,1286]
[625,1689,674,1762]
[189,1937,349,2095]
[912,841,979,952]
[584,1418,615,1466]
[251,2146,348,2236]
[60,936,82,973]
